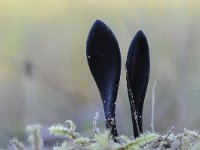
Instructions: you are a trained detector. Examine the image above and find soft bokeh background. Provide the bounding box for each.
[1,0,200,148]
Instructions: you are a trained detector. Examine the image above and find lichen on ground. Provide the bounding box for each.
[10,119,200,150]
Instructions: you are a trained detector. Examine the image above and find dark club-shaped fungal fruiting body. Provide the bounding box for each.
[86,20,150,139]
[86,20,121,137]
[126,31,150,138]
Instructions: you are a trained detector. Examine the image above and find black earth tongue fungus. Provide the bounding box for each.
[86,20,121,137]
[126,30,150,138]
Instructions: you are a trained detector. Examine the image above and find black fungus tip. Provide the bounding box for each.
[89,20,109,34]
[93,19,105,26]
[134,30,147,43]
[136,30,145,36]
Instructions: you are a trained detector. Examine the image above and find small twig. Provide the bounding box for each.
[93,112,100,135]
[164,126,175,139]
[151,81,157,132]
[10,138,25,150]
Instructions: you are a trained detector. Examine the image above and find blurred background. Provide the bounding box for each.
[0,0,200,148]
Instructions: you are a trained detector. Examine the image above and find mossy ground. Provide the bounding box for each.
[10,120,200,150]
